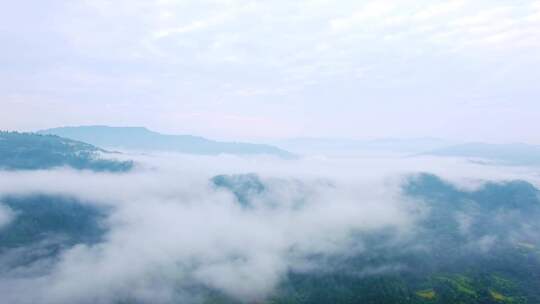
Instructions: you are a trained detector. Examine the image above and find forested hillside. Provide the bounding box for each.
[0,131,133,172]
[208,173,540,304]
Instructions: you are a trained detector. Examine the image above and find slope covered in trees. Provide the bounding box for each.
[209,173,540,304]
[0,131,133,172]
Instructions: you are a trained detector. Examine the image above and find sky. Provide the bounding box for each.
[1,0,539,143]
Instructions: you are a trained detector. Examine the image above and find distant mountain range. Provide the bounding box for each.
[39,126,295,158]
[0,131,133,171]
[16,126,540,165]
[2,130,540,302]
[271,137,457,155]
[273,137,540,166]
[423,142,540,166]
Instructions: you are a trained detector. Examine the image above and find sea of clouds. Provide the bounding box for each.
[0,153,538,304]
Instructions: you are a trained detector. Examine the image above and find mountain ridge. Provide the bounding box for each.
[422,142,540,166]
[39,126,295,158]
[0,131,133,171]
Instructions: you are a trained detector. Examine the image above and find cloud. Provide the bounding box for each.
[153,20,211,37]
[0,203,15,229]
[1,1,539,140]
[1,153,539,304]
[412,0,466,21]
[329,2,399,31]
[0,154,417,303]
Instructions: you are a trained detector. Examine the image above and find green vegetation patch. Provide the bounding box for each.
[491,275,516,291]
[416,289,436,300]
[489,289,511,302]
[435,274,477,297]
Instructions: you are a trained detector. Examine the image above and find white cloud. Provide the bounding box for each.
[153,20,212,37]
[1,152,539,303]
[0,204,15,229]
[0,154,424,303]
[412,0,466,21]
[1,0,540,141]
[329,2,398,31]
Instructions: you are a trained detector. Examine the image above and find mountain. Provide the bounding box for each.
[272,137,456,155]
[39,126,295,158]
[0,194,107,269]
[423,142,540,166]
[1,171,540,303]
[212,173,266,208]
[0,131,133,171]
[209,172,540,304]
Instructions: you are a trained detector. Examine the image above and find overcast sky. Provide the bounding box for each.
[1,0,539,143]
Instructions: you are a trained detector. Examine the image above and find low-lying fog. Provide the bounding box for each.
[0,153,539,304]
